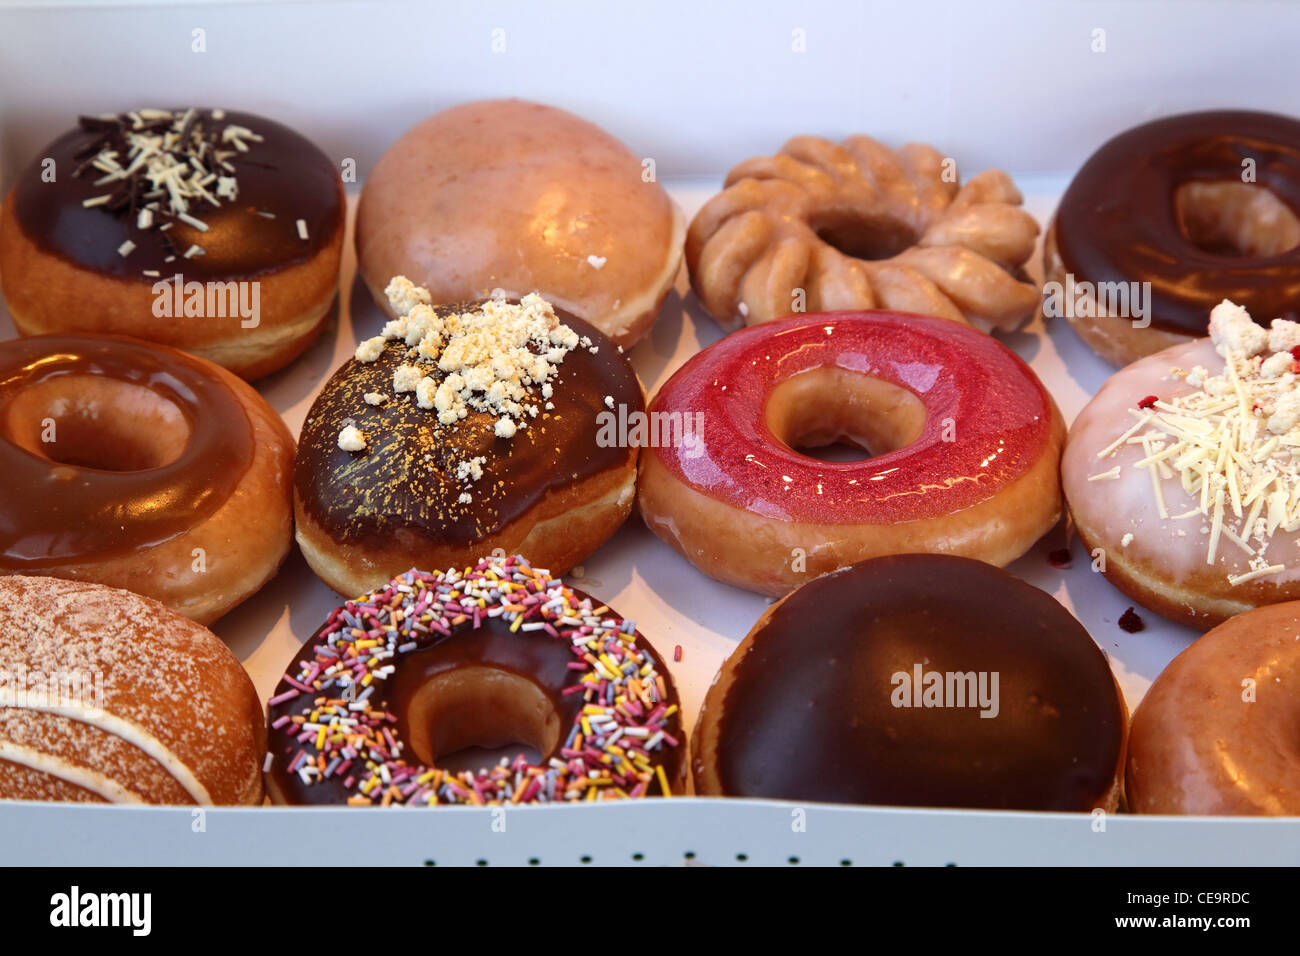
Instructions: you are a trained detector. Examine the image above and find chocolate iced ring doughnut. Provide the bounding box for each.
[294,281,643,597]
[265,557,686,805]
[0,333,295,624]
[692,554,1129,811]
[0,107,345,379]
[1046,110,1300,367]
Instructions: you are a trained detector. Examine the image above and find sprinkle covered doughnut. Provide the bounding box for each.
[0,107,345,379]
[1063,301,1300,627]
[294,279,643,597]
[264,556,685,806]
[687,134,1040,329]
[0,575,265,805]
[638,311,1065,595]
[0,333,296,624]
[1046,110,1300,367]
[1126,600,1300,814]
[692,555,1128,810]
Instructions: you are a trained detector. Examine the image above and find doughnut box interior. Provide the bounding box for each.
[1,0,1299,865]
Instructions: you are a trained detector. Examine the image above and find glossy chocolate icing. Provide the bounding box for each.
[295,306,642,549]
[709,554,1124,810]
[1055,110,1300,335]
[0,334,255,566]
[649,311,1055,524]
[10,109,343,280]
[267,581,685,806]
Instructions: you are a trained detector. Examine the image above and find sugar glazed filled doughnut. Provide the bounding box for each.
[1064,301,1300,628]
[638,311,1065,595]
[295,279,642,597]
[1045,110,1300,367]
[265,557,685,805]
[692,554,1128,810]
[1127,600,1300,814]
[0,107,345,379]
[0,575,265,804]
[687,134,1040,329]
[0,333,296,624]
[356,99,684,348]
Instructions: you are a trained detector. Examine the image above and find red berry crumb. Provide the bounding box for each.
[1136,395,1158,409]
[673,644,683,662]
[1290,346,1300,360]
[1118,607,1145,633]
[1047,548,1072,568]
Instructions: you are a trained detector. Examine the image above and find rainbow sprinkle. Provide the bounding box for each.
[268,555,681,806]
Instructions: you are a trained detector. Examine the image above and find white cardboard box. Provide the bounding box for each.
[1,0,1298,865]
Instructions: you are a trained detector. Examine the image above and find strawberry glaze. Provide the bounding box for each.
[648,311,1055,524]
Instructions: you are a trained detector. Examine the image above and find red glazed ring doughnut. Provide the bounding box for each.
[637,310,1065,594]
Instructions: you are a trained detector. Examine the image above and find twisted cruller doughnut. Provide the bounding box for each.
[687,135,1040,329]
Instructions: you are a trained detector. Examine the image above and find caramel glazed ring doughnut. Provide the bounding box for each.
[265,557,686,805]
[0,333,296,624]
[687,134,1041,330]
[295,284,643,598]
[0,575,265,804]
[1127,600,1300,814]
[692,554,1128,811]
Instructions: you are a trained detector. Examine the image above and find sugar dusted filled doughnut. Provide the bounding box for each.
[294,279,643,597]
[1045,110,1300,367]
[0,107,345,379]
[1127,600,1300,814]
[265,557,685,805]
[638,310,1065,595]
[692,554,1128,810]
[0,333,296,624]
[0,575,265,804]
[356,99,684,348]
[1064,301,1300,628]
[687,133,1040,329]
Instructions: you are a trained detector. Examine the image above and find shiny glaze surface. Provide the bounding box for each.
[712,554,1125,809]
[648,310,1055,524]
[11,110,343,280]
[0,334,255,566]
[295,308,642,548]
[1055,110,1300,335]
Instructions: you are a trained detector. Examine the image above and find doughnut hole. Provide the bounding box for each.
[1174,181,1300,257]
[401,667,561,771]
[1,375,191,471]
[764,366,926,463]
[811,211,920,261]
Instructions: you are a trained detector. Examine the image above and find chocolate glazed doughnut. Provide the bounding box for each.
[693,554,1128,811]
[0,334,295,624]
[1046,110,1300,366]
[266,558,685,805]
[0,108,345,379]
[294,292,643,596]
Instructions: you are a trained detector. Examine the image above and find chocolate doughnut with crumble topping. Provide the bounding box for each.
[0,107,344,379]
[294,278,643,596]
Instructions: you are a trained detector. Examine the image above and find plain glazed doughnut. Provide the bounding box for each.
[687,133,1040,329]
[1063,301,1300,628]
[638,310,1065,595]
[265,557,685,805]
[1127,600,1300,814]
[691,554,1128,811]
[294,281,642,597]
[355,99,685,348]
[0,575,265,804]
[0,107,345,379]
[1045,110,1300,367]
[0,333,296,624]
